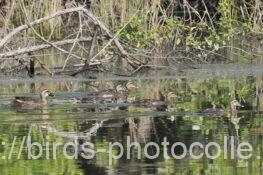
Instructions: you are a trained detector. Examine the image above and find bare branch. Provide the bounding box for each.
[0,6,139,72]
[0,6,84,49]
[82,8,140,68]
[62,11,84,70]
[0,37,92,59]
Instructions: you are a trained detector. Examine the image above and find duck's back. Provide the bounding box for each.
[10,99,46,108]
[201,108,225,116]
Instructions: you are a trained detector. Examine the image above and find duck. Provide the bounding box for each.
[201,100,242,117]
[132,92,176,111]
[75,82,136,103]
[230,100,243,125]
[230,100,242,118]
[10,89,54,107]
[201,102,225,116]
[122,82,137,92]
[230,117,242,125]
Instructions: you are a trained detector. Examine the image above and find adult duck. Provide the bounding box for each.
[10,89,54,107]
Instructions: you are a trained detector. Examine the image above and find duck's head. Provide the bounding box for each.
[116,84,127,92]
[116,82,137,92]
[166,92,177,101]
[230,100,242,109]
[127,96,136,102]
[40,89,54,99]
[167,92,177,98]
[126,82,137,90]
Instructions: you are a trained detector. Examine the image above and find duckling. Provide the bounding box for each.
[123,82,137,92]
[10,89,54,107]
[201,108,225,116]
[201,100,242,117]
[230,100,242,118]
[201,102,225,116]
[95,82,136,97]
[132,92,176,111]
[230,117,242,125]
[75,82,136,103]
[229,100,243,125]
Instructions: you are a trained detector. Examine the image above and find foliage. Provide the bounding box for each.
[119,14,159,48]
[117,0,262,51]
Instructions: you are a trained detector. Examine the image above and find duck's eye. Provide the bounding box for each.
[49,92,54,97]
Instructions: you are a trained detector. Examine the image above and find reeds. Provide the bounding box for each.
[0,0,63,39]
[0,0,262,75]
[0,0,262,42]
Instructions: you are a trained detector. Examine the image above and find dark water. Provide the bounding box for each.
[0,72,263,175]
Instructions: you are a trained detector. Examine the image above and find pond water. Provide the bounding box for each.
[0,70,263,175]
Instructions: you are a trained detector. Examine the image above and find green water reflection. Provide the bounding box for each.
[0,76,262,175]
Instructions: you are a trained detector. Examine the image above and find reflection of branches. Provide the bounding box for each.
[128,117,153,143]
[130,65,173,76]
[137,117,153,143]
[158,118,174,138]
[128,118,138,142]
[39,120,106,141]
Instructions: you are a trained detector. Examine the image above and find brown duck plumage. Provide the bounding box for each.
[75,82,136,103]
[10,90,54,107]
[201,100,242,117]
[132,92,176,111]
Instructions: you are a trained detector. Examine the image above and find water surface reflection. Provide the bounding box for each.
[0,76,262,175]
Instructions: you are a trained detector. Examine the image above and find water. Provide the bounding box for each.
[0,70,263,175]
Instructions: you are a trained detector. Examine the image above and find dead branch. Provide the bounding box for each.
[20,2,83,61]
[0,6,139,73]
[81,8,140,68]
[34,56,53,76]
[0,37,92,58]
[62,11,84,70]
[86,26,98,65]
[0,6,84,49]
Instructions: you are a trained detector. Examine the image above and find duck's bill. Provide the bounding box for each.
[237,102,243,106]
[238,104,244,107]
